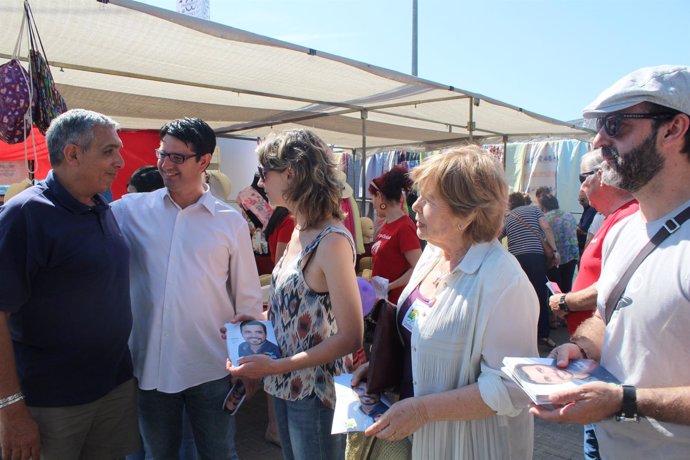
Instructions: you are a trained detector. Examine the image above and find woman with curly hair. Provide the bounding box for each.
[227,129,363,460]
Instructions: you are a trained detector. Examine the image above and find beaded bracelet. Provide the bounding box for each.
[0,392,24,409]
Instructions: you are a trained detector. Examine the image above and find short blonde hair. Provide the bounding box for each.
[409,145,508,243]
[256,129,342,229]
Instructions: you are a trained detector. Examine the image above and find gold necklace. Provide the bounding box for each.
[431,260,449,288]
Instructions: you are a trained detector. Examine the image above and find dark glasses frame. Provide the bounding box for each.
[257,165,271,181]
[595,113,675,138]
[579,169,599,184]
[155,149,198,165]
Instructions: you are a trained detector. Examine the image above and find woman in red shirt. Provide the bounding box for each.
[264,206,295,265]
[368,166,422,303]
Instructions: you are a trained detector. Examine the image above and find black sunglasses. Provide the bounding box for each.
[257,165,285,181]
[579,169,599,184]
[155,149,197,165]
[595,113,675,138]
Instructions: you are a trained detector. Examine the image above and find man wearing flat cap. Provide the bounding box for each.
[532,65,690,459]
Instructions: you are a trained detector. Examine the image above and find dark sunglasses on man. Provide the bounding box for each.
[595,113,675,138]
[579,169,599,184]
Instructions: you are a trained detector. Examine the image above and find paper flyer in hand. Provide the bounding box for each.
[331,374,391,434]
[224,319,281,366]
[545,279,562,295]
[502,357,620,405]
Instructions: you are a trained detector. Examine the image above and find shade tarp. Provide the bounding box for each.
[0,0,592,150]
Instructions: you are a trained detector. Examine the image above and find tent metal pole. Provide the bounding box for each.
[361,110,368,212]
[468,98,474,143]
[503,135,508,172]
[412,0,418,76]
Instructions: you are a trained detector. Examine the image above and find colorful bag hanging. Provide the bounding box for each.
[26,0,67,135]
[0,60,33,144]
[0,10,34,144]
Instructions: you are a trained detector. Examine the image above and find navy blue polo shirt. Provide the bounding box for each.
[0,171,133,407]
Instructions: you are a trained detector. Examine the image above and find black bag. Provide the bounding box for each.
[366,299,404,394]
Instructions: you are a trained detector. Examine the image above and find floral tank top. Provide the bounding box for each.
[263,225,355,409]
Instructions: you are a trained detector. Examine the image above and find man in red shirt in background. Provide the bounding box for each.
[549,148,638,335]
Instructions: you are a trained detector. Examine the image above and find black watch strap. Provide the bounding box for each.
[616,385,640,422]
[558,294,569,312]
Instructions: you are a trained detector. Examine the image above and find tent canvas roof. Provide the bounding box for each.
[0,0,592,149]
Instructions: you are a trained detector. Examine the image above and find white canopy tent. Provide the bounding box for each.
[0,0,592,152]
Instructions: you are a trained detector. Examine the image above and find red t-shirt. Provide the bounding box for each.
[268,215,295,264]
[567,200,639,334]
[371,215,420,304]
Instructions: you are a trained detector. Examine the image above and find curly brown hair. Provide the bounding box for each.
[256,129,342,229]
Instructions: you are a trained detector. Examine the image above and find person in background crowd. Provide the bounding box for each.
[264,206,295,265]
[127,165,164,193]
[368,166,422,304]
[501,192,560,348]
[533,65,690,459]
[535,186,552,202]
[360,146,538,459]
[577,190,597,257]
[205,169,232,203]
[538,193,579,294]
[585,212,605,248]
[0,109,140,459]
[227,128,363,460]
[112,117,263,460]
[548,149,637,336]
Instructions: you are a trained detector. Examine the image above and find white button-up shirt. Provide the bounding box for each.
[111,187,262,393]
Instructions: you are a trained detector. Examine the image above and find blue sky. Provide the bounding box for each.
[141,0,689,122]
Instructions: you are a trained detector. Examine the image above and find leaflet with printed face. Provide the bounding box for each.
[331,374,392,434]
[224,319,281,366]
[502,357,620,405]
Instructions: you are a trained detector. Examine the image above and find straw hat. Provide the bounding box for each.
[335,170,353,199]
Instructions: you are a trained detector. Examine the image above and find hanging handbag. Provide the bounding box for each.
[366,299,404,394]
[26,1,67,135]
[511,211,557,269]
[0,12,34,145]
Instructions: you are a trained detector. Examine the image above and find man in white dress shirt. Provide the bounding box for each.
[112,117,262,459]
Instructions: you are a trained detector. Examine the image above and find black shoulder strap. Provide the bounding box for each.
[605,204,690,324]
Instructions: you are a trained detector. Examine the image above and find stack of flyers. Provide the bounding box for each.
[501,357,620,405]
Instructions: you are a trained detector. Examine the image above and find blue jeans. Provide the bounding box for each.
[273,394,345,460]
[138,375,238,460]
[584,424,601,459]
[126,407,197,460]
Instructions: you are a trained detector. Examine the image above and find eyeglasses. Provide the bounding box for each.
[579,169,599,184]
[155,149,197,164]
[595,113,675,138]
[257,165,285,181]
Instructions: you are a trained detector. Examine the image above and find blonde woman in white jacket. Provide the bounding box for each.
[363,146,539,460]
